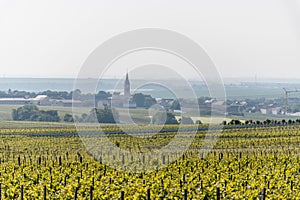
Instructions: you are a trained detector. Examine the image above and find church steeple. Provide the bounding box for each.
[124,71,130,97]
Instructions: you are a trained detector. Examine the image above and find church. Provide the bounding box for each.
[98,72,136,108]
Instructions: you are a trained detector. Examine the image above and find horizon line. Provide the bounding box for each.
[2,76,300,81]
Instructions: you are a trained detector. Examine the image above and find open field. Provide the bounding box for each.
[0,123,299,199]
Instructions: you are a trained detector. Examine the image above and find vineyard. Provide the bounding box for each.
[0,123,300,199]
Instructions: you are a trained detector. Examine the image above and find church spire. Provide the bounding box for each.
[124,71,130,97]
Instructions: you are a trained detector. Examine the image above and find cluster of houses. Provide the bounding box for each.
[0,73,176,109]
[0,94,286,116]
[226,101,283,115]
[198,98,284,116]
[0,73,287,116]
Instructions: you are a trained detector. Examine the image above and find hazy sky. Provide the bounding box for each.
[0,0,300,79]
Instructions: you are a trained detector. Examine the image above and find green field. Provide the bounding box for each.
[0,122,299,199]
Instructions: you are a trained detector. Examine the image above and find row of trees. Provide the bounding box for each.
[132,93,156,108]
[1,89,110,100]
[151,112,197,125]
[12,105,119,123]
[12,105,197,124]
[12,105,60,122]
[2,89,158,109]
[67,109,196,124]
[73,107,119,123]
[224,119,300,126]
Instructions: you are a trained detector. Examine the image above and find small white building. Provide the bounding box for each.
[31,95,49,105]
[260,108,271,115]
[260,106,282,115]
[271,107,282,115]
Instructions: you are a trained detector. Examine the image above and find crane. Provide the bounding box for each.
[283,88,300,114]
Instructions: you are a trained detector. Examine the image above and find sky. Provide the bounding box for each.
[0,0,300,80]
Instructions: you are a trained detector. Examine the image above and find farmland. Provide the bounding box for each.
[0,122,299,199]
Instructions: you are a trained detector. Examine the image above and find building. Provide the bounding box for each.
[31,95,49,105]
[227,101,246,113]
[260,108,272,115]
[124,72,130,97]
[155,98,175,109]
[0,95,83,107]
[0,95,49,105]
[98,72,136,108]
[260,104,282,115]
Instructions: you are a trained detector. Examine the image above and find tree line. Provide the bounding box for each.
[224,119,300,126]
[1,89,111,101]
[12,105,118,123]
[12,105,197,124]
[12,105,60,122]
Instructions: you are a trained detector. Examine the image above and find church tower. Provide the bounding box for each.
[124,72,130,97]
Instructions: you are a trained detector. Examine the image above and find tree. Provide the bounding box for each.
[179,116,194,124]
[86,107,119,123]
[229,119,241,125]
[96,107,118,123]
[12,105,60,122]
[132,93,156,108]
[96,91,111,99]
[95,91,112,106]
[12,105,39,121]
[72,89,82,100]
[81,113,89,123]
[133,93,145,107]
[63,114,74,123]
[152,112,178,124]
[144,95,156,108]
[165,113,178,124]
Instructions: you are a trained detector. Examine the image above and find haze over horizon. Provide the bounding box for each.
[0,0,300,80]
